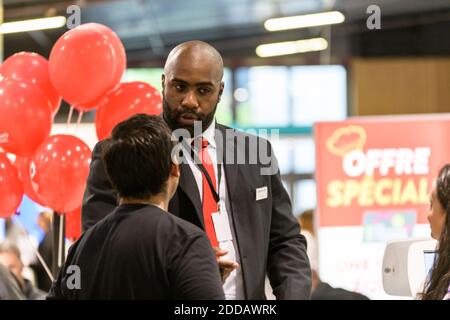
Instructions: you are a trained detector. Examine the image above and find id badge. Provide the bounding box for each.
[211,212,233,242]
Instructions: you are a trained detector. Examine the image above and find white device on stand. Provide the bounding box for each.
[382,238,437,298]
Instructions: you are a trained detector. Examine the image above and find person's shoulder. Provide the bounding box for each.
[173,215,205,235]
[22,279,46,300]
[141,207,206,242]
[80,205,122,239]
[123,204,204,238]
[444,284,450,300]
[163,211,206,238]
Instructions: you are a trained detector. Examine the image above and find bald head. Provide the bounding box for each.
[161,41,225,134]
[164,41,224,83]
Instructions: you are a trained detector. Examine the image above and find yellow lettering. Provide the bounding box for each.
[418,177,429,204]
[343,180,360,206]
[326,177,426,207]
[327,180,343,207]
[392,178,402,205]
[400,178,419,205]
[359,177,375,206]
[375,178,392,206]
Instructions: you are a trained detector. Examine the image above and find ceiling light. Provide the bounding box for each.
[0,16,67,34]
[256,38,328,57]
[264,11,345,31]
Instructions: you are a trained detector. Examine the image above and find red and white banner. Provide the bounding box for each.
[314,114,450,299]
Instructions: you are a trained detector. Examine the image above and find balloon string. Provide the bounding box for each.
[58,213,65,268]
[66,106,74,133]
[75,111,83,135]
[12,215,55,283]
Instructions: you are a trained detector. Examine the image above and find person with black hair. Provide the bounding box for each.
[48,115,224,299]
[422,164,450,300]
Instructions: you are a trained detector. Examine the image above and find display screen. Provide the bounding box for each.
[423,250,437,281]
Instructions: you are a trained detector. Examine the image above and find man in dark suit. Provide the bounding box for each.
[82,40,311,299]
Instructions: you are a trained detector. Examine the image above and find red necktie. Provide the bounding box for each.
[198,138,219,248]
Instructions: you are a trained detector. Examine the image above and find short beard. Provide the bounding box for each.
[162,96,218,137]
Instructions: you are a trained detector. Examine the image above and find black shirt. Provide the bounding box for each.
[48,203,224,300]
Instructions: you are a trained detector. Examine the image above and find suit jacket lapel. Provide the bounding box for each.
[176,124,239,228]
[216,124,238,199]
[178,163,203,227]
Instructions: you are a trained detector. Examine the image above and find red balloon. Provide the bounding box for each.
[95,82,162,140]
[30,135,92,213]
[49,25,116,105]
[81,23,126,92]
[72,95,108,112]
[12,156,45,206]
[0,52,61,116]
[0,152,24,218]
[0,77,53,157]
[66,206,81,241]
[72,24,126,113]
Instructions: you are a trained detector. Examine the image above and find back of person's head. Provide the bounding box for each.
[102,114,174,200]
[422,163,450,300]
[436,164,450,219]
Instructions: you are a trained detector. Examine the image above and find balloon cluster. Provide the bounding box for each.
[0,23,162,222]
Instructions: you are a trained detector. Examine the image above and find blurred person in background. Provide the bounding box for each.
[298,210,369,300]
[422,164,450,300]
[0,242,46,299]
[4,218,38,272]
[0,263,25,300]
[30,211,54,292]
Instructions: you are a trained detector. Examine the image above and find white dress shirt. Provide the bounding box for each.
[186,119,244,300]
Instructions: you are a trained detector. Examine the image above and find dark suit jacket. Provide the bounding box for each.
[82,123,311,299]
